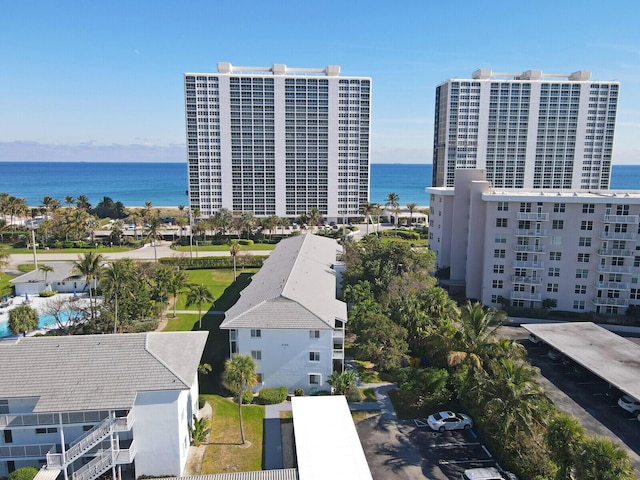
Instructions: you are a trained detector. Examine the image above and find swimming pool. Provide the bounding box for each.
[0,311,71,337]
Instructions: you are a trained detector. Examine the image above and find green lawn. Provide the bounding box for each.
[173,243,276,252]
[0,272,14,298]
[200,395,264,474]
[162,313,202,332]
[173,268,259,311]
[6,246,133,254]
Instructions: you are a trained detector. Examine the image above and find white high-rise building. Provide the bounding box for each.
[184,63,372,221]
[432,69,619,190]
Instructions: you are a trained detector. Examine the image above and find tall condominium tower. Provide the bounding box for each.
[184,63,372,220]
[432,69,619,189]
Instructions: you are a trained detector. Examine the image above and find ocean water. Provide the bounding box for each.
[0,162,638,208]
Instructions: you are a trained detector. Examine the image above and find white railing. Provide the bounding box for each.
[599,231,638,240]
[514,229,547,237]
[510,292,542,301]
[0,444,54,460]
[596,249,635,257]
[516,212,549,221]
[592,297,629,307]
[332,349,344,360]
[0,410,110,429]
[71,443,136,480]
[596,265,633,274]
[511,276,542,285]
[512,261,545,269]
[514,245,546,253]
[601,214,639,224]
[595,281,630,290]
[64,417,113,465]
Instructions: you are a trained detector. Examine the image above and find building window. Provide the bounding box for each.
[612,257,625,266]
[309,351,320,362]
[494,249,506,259]
[631,289,640,300]
[492,280,504,289]
[578,237,592,247]
[309,374,321,385]
[548,268,560,277]
[575,285,587,294]
[250,329,261,338]
[577,253,590,263]
[495,234,507,243]
[553,203,566,213]
[491,295,498,303]
[309,330,320,338]
[0,400,7,415]
[4,430,12,443]
[552,220,564,230]
[635,256,640,268]
[573,300,586,310]
[256,373,263,383]
[493,264,504,274]
[36,428,58,435]
[547,283,559,292]
[576,269,589,279]
[497,202,509,211]
[496,218,508,227]
[582,203,595,213]
[580,221,593,231]
[251,350,262,360]
[550,252,562,261]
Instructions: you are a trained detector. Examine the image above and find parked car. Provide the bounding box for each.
[547,349,563,361]
[618,395,640,415]
[461,467,504,480]
[427,411,473,432]
[528,334,541,344]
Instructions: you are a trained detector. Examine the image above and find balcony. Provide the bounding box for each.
[596,249,635,257]
[601,214,639,224]
[512,261,545,269]
[510,292,542,301]
[332,349,344,360]
[596,265,633,274]
[514,245,546,253]
[592,297,629,307]
[0,410,112,429]
[599,231,638,241]
[511,276,543,285]
[514,229,547,237]
[516,212,549,221]
[71,442,136,480]
[595,281,630,290]
[0,444,54,460]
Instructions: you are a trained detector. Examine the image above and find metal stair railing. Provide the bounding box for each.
[71,449,113,480]
[64,415,113,465]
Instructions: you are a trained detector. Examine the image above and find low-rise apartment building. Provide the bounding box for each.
[427,169,640,314]
[220,234,347,393]
[0,331,208,480]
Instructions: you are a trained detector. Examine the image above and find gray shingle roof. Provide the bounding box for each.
[9,262,84,285]
[0,331,209,412]
[221,234,347,330]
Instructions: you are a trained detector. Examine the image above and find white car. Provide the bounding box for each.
[618,395,640,415]
[427,411,473,432]
[461,468,504,480]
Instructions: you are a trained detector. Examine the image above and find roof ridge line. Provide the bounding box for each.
[145,332,190,388]
[280,234,309,296]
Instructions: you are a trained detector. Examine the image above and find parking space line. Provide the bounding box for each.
[431,442,481,448]
[470,429,477,438]
[439,459,495,465]
[482,445,493,458]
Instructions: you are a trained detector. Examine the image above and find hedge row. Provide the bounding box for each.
[159,256,267,270]
[257,387,288,405]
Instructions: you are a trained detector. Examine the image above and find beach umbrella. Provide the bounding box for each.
[73,289,77,298]
[25,293,29,302]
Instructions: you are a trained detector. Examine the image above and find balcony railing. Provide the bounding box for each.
[514,245,546,253]
[71,443,136,480]
[596,265,633,274]
[514,229,547,237]
[332,349,344,360]
[599,231,638,240]
[592,297,629,307]
[601,214,639,224]
[596,249,635,257]
[595,281,630,290]
[0,444,55,460]
[511,276,543,285]
[512,261,545,269]
[516,212,549,221]
[510,292,542,301]
[0,410,111,429]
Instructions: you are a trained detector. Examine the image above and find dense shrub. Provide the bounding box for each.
[233,389,254,404]
[238,239,254,245]
[294,388,304,396]
[345,386,364,403]
[39,290,57,297]
[198,395,206,409]
[257,387,288,405]
[9,467,38,480]
[159,256,266,270]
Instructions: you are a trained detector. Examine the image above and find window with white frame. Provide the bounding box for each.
[496,218,508,227]
[578,236,591,247]
[573,300,586,310]
[547,283,559,292]
[250,329,261,338]
[494,249,506,258]
[577,253,590,263]
[576,269,589,279]
[309,330,320,339]
[575,285,587,294]
[553,203,566,213]
[550,252,562,261]
[493,264,504,274]
[495,234,507,243]
[492,280,503,289]
[309,351,320,362]
[251,350,261,360]
[309,374,321,385]
[548,267,560,277]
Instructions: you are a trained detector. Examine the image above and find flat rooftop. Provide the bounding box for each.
[523,322,640,400]
[292,396,372,480]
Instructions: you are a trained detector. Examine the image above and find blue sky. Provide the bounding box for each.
[1,0,639,164]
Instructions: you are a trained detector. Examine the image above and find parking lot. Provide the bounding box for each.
[357,415,510,480]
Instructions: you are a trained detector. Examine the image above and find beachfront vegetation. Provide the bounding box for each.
[341,236,634,479]
[8,304,39,336]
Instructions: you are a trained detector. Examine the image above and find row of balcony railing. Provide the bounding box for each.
[0,410,112,429]
[513,212,639,224]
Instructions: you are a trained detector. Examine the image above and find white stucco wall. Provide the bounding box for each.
[237,328,334,393]
[133,389,190,477]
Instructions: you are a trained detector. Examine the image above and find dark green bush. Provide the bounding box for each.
[159,256,266,270]
[198,395,206,409]
[238,239,254,245]
[257,387,288,405]
[242,389,254,404]
[39,291,57,297]
[294,388,305,396]
[9,467,38,480]
[345,386,363,403]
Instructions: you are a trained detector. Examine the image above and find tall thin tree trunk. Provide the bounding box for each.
[238,392,246,444]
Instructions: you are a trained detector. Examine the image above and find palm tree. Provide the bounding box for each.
[73,251,104,316]
[406,202,417,227]
[240,211,256,239]
[167,268,189,318]
[101,259,135,333]
[308,207,322,227]
[64,195,76,208]
[145,217,163,262]
[186,284,214,329]
[229,241,241,281]
[385,192,400,226]
[223,354,258,444]
[76,194,91,211]
[38,264,54,291]
[546,413,587,479]
[574,436,635,480]
[362,202,376,235]
[0,249,8,269]
[8,304,39,336]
